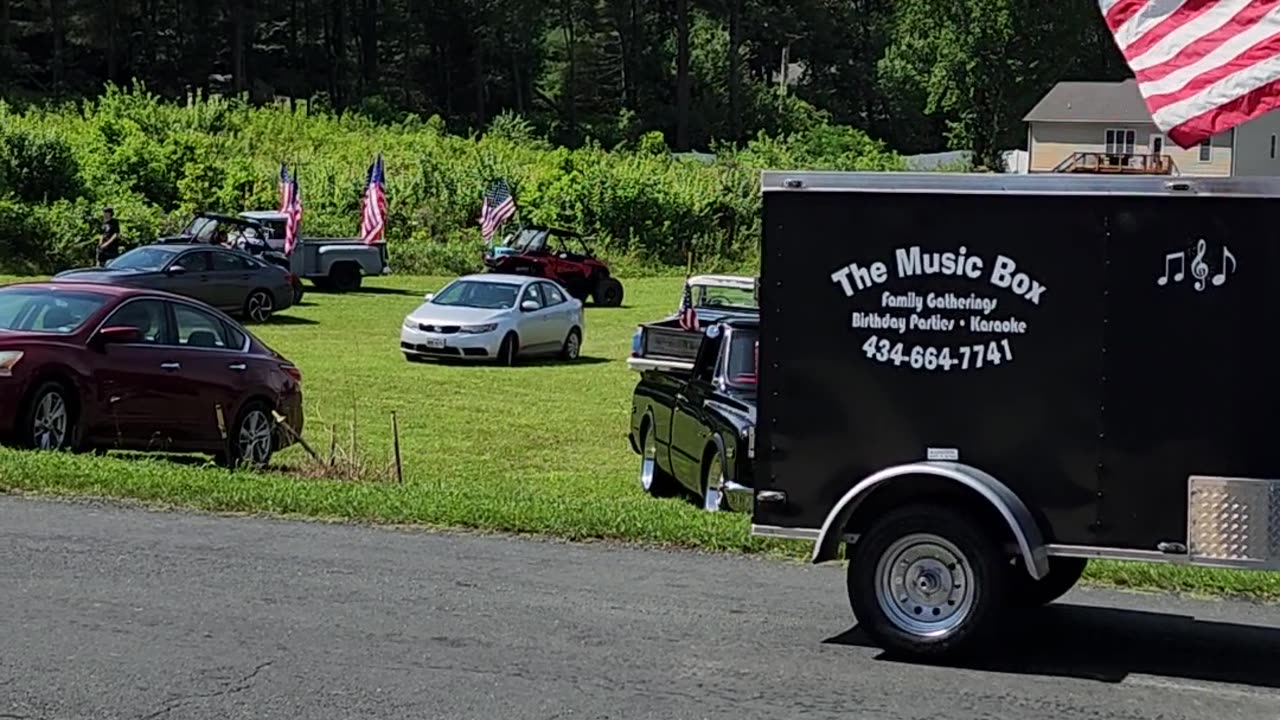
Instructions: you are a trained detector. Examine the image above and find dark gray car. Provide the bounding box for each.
[53,244,295,322]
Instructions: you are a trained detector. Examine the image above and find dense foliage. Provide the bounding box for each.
[0,86,904,274]
[0,0,1131,166]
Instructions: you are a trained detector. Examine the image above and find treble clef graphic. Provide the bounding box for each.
[1191,239,1209,291]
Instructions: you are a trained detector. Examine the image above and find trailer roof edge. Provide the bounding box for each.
[757,170,1280,198]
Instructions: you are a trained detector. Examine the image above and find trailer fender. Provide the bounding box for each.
[811,461,1049,580]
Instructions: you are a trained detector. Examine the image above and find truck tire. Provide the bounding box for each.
[329,263,363,292]
[592,277,624,307]
[701,446,726,512]
[639,424,679,497]
[846,503,1009,660]
[1008,556,1087,608]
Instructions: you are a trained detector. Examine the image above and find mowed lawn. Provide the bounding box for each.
[0,273,1278,601]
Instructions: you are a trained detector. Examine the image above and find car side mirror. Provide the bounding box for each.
[166,264,186,275]
[423,292,435,302]
[520,300,539,312]
[95,325,142,346]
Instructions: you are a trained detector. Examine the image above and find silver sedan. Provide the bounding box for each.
[400,273,585,365]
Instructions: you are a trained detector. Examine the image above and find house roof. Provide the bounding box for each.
[1023,79,1156,124]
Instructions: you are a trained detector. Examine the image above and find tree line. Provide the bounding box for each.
[1,0,1132,168]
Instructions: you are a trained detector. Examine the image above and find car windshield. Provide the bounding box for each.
[430,280,519,309]
[695,284,757,311]
[107,247,179,270]
[723,329,758,387]
[507,229,546,252]
[180,216,219,241]
[0,286,110,334]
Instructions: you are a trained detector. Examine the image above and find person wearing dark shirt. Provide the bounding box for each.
[97,207,121,265]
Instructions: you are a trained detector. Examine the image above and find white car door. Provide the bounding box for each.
[516,282,553,350]
[537,281,575,345]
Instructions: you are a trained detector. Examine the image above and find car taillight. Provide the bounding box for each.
[280,363,302,383]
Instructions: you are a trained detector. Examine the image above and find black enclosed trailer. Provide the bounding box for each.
[751,170,1280,659]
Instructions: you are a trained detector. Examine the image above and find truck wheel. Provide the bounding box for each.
[847,504,1009,660]
[291,277,305,305]
[701,447,726,512]
[330,263,363,292]
[1009,557,1087,608]
[639,424,678,497]
[592,277,624,307]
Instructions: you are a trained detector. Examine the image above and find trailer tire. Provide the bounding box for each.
[1009,556,1087,608]
[847,503,1009,660]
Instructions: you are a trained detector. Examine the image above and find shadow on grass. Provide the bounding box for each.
[407,355,613,368]
[824,602,1280,688]
[260,313,320,326]
[322,285,422,297]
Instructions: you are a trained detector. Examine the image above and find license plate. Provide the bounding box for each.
[425,337,445,349]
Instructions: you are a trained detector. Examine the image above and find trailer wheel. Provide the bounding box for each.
[847,504,1008,660]
[1009,557,1087,608]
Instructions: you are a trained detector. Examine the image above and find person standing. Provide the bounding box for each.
[96,207,121,266]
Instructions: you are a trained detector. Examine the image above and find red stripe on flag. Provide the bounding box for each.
[1121,0,1225,62]
[1143,30,1280,114]
[1168,74,1280,145]
[1134,2,1275,84]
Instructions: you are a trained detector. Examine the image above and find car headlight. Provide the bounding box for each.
[402,317,416,329]
[0,350,24,378]
[460,323,498,334]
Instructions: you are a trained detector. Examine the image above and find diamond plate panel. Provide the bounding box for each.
[1188,476,1280,567]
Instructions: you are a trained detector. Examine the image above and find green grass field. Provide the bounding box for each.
[1,273,1277,601]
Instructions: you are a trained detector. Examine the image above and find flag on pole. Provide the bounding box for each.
[277,163,294,213]
[1099,0,1280,148]
[478,178,517,245]
[284,173,302,256]
[359,154,388,245]
[677,279,699,331]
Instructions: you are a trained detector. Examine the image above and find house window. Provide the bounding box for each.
[1105,128,1136,155]
[1199,138,1212,162]
[1271,134,1276,159]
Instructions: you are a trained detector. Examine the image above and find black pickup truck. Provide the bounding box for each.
[626,317,758,512]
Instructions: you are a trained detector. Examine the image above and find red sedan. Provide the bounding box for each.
[0,281,304,467]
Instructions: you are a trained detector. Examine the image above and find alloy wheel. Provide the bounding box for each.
[247,291,273,322]
[237,409,273,466]
[32,390,68,450]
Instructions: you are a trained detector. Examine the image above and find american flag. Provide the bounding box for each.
[359,154,388,245]
[478,178,517,244]
[1100,0,1280,148]
[284,174,302,256]
[677,280,699,331]
[278,163,294,213]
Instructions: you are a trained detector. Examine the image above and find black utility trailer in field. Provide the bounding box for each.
[751,170,1280,659]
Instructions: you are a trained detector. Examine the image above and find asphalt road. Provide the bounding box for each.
[2,496,1279,720]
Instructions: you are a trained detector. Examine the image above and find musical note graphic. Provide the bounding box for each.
[1190,239,1209,291]
[1212,246,1237,287]
[1156,251,1185,286]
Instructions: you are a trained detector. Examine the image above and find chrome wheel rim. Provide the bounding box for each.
[703,455,723,512]
[32,391,68,450]
[640,431,656,491]
[248,292,273,322]
[875,533,975,638]
[237,409,273,466]
[566,331,580,359]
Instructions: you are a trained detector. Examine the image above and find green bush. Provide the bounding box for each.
[0,83,904,275]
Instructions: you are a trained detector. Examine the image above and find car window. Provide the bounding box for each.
[541,282,566,306]
[223,321,248,350]
[211,251,251,271]
[520,283,543,308]
[172,303,232,349]
[0,287,109,334]
[101,299,169,344]
[176,251,212,272]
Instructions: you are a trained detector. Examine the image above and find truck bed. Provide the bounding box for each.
[626,319,702,372]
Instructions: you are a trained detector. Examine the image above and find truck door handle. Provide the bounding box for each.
[228,363,247,371]
[160,362,181,370]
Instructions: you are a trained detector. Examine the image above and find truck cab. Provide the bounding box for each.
[627,318,757,513]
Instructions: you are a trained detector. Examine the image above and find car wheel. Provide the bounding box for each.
[330,263,362,292]
[592,277,624,307]
[244,289,274,323]
[223,401,276,470]
[22,381,77,452]
[560,328,582,361]
[498,332,519,366]
[702,447,726,512]
[639,423,678,497]
[292,277,305,305]
[847,504,1009,661]
[1008,556,1088,608]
